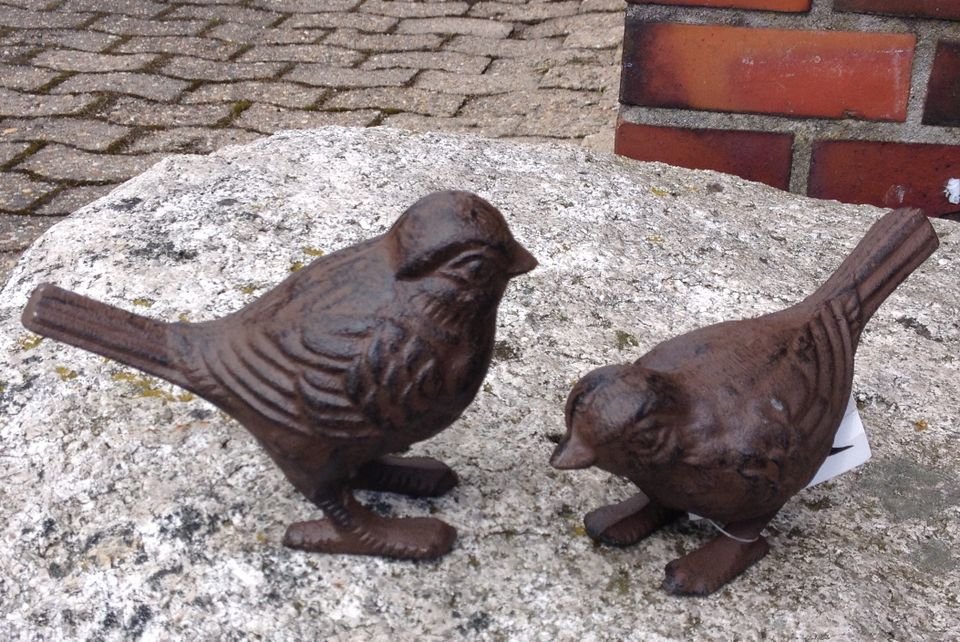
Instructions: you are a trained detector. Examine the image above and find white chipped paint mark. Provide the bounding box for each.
[770,398,785,412]
[945,178,960,205]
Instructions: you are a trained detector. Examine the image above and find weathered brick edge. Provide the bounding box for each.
[617,1,960,217]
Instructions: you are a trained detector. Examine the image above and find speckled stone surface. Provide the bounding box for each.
[1,127,958,641]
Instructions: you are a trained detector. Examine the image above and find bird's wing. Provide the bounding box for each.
[729,294,860,495]
[344,318,446,435]
[194,318,378,440]
[775,293,859,435]
[193,238,403,440]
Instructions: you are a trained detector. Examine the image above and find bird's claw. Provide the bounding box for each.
[353,455,459,498]
[662,534,770,596]
[583,494,679,547]
[283,516,456,560]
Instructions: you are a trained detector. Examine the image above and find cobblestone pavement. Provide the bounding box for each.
[0,0,624,286]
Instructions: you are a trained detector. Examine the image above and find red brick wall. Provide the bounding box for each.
[616,1,960,217]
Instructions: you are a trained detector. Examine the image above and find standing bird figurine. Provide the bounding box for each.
[551,208,938,595]
[22,190,537,560]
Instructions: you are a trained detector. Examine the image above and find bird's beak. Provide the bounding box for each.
[550,433,595,470]
[508,244,538,276]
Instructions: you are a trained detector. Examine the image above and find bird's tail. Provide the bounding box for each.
[21,283,191,390]
[810,208,939,328]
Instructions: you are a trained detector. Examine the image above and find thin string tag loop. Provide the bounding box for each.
[706,519,760,543]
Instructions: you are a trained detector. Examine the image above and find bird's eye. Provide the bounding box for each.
[445,252,494,283]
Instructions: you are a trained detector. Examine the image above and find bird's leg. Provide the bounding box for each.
[352,455,459,498]
[283,485,457,560]
[583,493,681,547]
[662,511,777,596]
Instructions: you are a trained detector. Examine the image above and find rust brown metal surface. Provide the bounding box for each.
[551,208,939,595]
[22,190,537,560]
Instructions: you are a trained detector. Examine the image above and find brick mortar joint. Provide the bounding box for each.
[625,4,960,36]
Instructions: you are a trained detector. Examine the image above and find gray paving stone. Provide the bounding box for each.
[539,63,618,91]
[0,64,58,91]
[249,0,361,10]
[233,104,379,133]
[167,5,284,27]
[517,104,610,138]
[0,88,97,117]
[361,51,490,75]
[19,145,165,182]
[182,81,325,109]
[459,87,603,124]
[382,112,521,138]
[323,29,442,52]
[323,87,464,117]
[111,36,244,62]
[99,98,235,127]
[50,72,190,102]
[160,57,286,82]
[415,69,540,95]
[207,23,326,45]
[0,141,31,167]
[580,123,616,153]
[32,183,114,216]
[0,0,59,8]
[359,1,470,18]
[396,17,514,38]
[125,127,262,154]
[0,29,120,52]
[87,16,209,37]
[0,117,131,152]
[519,12,622,39]
[285,65,415,88]
[0,8,94,29]
[31,50,158,73]
[238,45,363,66]
[0,213,61,251]
[0,45,34,64]
[580,0,627,11]
[564,27,621,49]
[57,0,168,17]
[443,34,564,58]
[468,1,581,21]
[0,172,55,211]
[0,249,19,286]
[284,12,397,32]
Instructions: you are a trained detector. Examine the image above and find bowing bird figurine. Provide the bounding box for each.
[23,190,537,560]
[551,208,938,595]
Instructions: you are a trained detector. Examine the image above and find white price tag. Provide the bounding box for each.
[689,394,871,521]
[803,394,871,488]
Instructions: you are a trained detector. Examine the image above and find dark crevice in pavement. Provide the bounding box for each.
[226,43,255,62]
[214,99,253,128]
[304,88,332,112]
[101,34,134,55]
[153,4,184,21]
[35,71,77,94]
[196,19,224,38]
[268,14,292,29]
[139,52,175,75]
[0,140,46,172]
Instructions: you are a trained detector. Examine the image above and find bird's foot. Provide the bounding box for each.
[584,493,680,547]
[662,522,771,596]
[283,515,456,560]
[353,455,459,498]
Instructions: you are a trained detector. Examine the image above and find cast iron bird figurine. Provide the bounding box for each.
[551,208,938,595]
[22,190,537,560]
